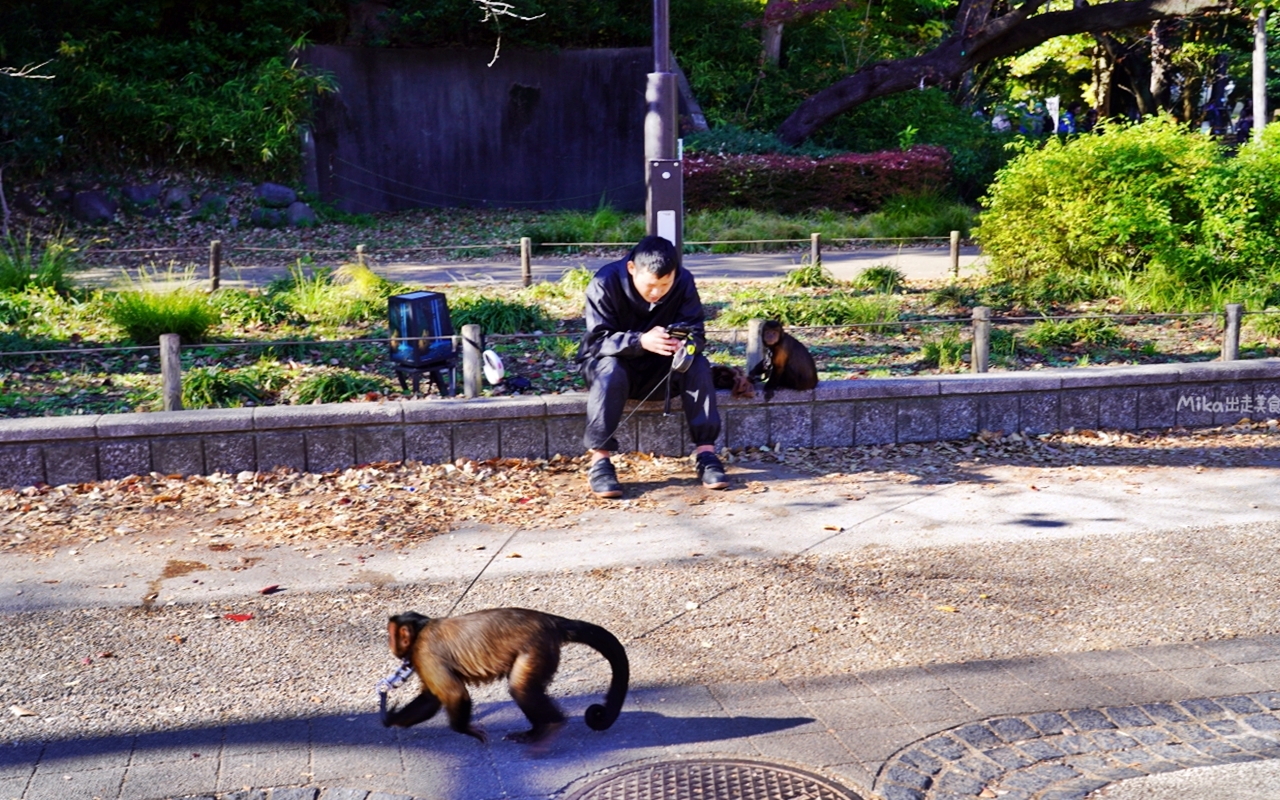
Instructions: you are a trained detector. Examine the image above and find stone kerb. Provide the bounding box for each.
[0,359,1276,488]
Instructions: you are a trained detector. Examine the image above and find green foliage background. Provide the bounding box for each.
[0,0,343,176]
[0,0,1010,193]
[977,116,1280,311]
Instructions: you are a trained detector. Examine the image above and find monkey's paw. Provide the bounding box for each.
[504,721,564,745]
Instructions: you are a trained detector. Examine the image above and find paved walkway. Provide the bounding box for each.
[5,638,1280,800]
[79,245,988,289]
[3,456,1280,800]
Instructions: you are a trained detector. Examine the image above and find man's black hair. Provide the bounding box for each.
[630,235,678,278]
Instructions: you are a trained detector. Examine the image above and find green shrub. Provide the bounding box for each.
[1248,308,1280,339]
[182,365,265,409]
[782,262,836,288]
[977,115,1222,295]
[290,368,390,405]
[928,282,975,309]
[539,335,580,360]
[990,327,1018,361]
[0,233,79,294]
[450,292,550,333]
[278,263,393,326]
[919,326,967,370]
[107,272,220,345]
[523,266,594,302]
[720,292,900,330]
[853,265,906,293]
[214,289,293,327]
[1024,317,1121,349]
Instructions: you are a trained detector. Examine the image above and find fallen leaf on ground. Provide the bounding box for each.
[224,613,254,622]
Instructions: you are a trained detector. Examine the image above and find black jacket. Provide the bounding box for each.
[577,251,706,362]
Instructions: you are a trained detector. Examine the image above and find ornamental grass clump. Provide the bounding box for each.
[107,269,219,345]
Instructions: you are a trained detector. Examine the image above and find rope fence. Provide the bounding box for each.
[0,302,1269,412]
[80,231,973,290]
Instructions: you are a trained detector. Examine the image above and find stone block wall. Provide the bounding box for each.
[1,359,1277,488]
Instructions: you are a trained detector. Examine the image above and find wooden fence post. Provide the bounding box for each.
[521,237,532,287]
[810,232,821,269]
[950,230,960,279]
[971,306,990,374]
[1223,303,1243,361]
[461,324,483,399]
[209,240,222,292]
[746,318,766,377]
[160,334,183,411]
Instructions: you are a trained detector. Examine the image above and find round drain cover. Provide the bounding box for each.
[563,757,863,800]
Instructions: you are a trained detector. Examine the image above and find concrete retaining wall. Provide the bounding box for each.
[2,359,1277,488]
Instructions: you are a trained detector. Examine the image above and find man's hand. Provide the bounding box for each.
[640,326,679,356]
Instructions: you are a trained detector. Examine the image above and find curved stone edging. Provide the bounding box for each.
[874,691,1280,800]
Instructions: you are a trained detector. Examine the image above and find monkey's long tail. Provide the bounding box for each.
[559,618,630,731]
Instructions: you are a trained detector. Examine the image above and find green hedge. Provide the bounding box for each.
[977,115,1280,309]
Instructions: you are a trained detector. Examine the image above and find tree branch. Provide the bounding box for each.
[0,61,55,80]
[776,0,1230,144]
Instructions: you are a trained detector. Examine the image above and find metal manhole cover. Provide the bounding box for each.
[563,758,864,800]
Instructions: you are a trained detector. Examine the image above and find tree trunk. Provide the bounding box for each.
[1150,19,1178,112]
[776,0,1229,144]
[1092,41,1115,118]
[763,22,784,66]
[1255,8,1268,141]
[0,165,9,240]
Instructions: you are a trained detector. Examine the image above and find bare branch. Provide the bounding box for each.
[0,61,55,80]
[473,0,545,23]
[471,0,545,66]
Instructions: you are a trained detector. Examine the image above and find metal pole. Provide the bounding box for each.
[1223,303,1243,361]
[950,230,961,279]
[461,324,482,399]
[160,334,183,411]
[209,240,222,292]
[971,306,990,374]
[810,232,821,269]
[520,237,532,287]
[746,318,766,377]
[645,0,682,257]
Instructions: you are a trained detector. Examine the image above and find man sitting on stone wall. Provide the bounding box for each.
[577,235,728,498]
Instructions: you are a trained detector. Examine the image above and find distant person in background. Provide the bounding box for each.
[1236,102,1254,142]
[991,106,1012,133]
[1057,102,1079,135]
[1204,99,1232,137]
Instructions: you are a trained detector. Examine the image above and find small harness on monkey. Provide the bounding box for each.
[376,659,415,715]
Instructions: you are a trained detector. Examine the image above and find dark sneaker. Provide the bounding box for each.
[695,452,729,489]
[588,458,623,498]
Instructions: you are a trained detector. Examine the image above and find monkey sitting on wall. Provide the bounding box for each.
[748,320,818,392]
[381,608,629,744]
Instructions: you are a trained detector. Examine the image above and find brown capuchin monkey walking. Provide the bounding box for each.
[381,608,629,744]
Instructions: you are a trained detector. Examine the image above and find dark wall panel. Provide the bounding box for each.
[303,46,650,212]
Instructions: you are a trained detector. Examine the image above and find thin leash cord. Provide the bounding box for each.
[442,364,677,618]
[625,483,953,642]
[445,527,522,617]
